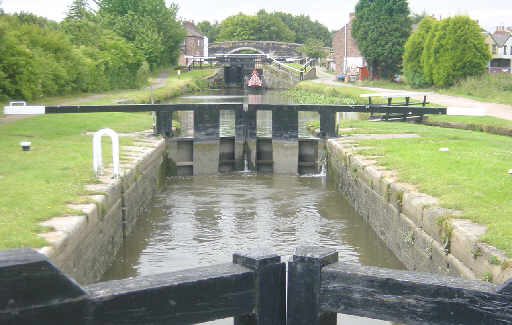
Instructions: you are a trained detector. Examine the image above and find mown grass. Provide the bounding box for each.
[0,68,213,250]
[428,115,512,128]
[341,120,512,256]
[0,113,152,249]
[294,81,512,256]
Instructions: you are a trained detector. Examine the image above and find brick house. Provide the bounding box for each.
[178,21,208,67]
[332,13,367,76]
[484,26,512,73]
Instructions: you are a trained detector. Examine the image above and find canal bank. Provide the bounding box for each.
[327,136,512,283]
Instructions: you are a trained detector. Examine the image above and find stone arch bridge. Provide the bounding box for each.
[209,41,303,58]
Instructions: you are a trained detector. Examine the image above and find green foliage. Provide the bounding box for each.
[299,39,327,59]
[217,11,295,42]
[0,0,185,102]
[403,17,436,88]
[430,16,491,88]
[352,0,411,78]
[197,20,220,43]
[422,21,440,86]
[273,12,332,46]
[212,10,330,45]
[97,0,185,68]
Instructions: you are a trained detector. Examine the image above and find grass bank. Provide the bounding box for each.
[292,82,512,257]
[0,68,213,250]
[359,73,512,106]
[282,81,383,105]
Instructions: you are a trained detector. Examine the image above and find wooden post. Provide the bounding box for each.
[233,249,286,325]
[156,111,173,137]
[319,111,337,138]
[287,246,339,325]
[0,249,88,324]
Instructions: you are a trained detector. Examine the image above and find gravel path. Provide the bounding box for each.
[315,69,512,121]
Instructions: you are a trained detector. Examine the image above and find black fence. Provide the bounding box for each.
[1,246,511,325]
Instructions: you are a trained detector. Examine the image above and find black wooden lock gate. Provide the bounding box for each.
[2,246,511,325]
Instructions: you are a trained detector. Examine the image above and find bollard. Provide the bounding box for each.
[287,246,339,325]
[233,249,286,325]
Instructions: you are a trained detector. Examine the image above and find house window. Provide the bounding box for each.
[492,45,497,54]
[505,46,508,55]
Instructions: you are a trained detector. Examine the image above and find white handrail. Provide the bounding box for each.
[270,57,303,73]
[93,129,120,179]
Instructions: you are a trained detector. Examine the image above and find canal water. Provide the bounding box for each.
[102,89,405,325]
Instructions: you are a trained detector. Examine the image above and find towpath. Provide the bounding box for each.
[315,69,512,121]
[0,69,173,125]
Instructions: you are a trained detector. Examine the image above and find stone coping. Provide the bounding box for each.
[35,130,165,282]
[329,136,512,284]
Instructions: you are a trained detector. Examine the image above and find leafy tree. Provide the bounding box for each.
[217,13,258,41]
[215,10,328,44]
[255,10,295,42]
[403,16,436,87]
[352,0,411,79]
[273,12,331,46]
[97,0,185,68]
[429,16,490,88]
[66,0,91,21]
[422,19,440,86]
[197,20,220,43]
[299,39,327,59]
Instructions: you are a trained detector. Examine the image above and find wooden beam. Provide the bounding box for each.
[0,249,88,324]
[85,263,255,325]
[320,263,512,325]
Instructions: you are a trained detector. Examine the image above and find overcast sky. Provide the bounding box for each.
[3,0,511,33]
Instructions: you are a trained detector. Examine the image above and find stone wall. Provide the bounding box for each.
[210,41,302,58]
[262,66,300,89]
[38,132,166,285]
[328,138,512,284]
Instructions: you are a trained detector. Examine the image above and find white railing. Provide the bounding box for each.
[92,129,120,179]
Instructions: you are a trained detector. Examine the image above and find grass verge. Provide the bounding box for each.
[294,82,512,255]
[341,120,512,256]
[0,68,213,250]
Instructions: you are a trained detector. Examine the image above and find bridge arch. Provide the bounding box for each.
[209,41,303,58]
[228,47,265,54]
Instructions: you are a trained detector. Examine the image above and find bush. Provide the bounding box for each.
[430,16,490,88]
[403,17,436,88]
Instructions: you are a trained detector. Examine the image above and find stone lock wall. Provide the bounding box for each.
[38,132,166,285]
[328,138,512,283]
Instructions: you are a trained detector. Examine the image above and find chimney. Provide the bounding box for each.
[349,12,355,21]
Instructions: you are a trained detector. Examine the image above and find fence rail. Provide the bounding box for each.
[1,246,511,325]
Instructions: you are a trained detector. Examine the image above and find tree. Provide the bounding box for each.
[273,12,331,46]
[428,16,490,88]
[255,10,295,42]
[197,20,220,43]
[352,0,411,79]
[97,0,185,68]
[66,0,91,21]
[299,39,327,59]
[403,16,436,87]
[217,13,258,41]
